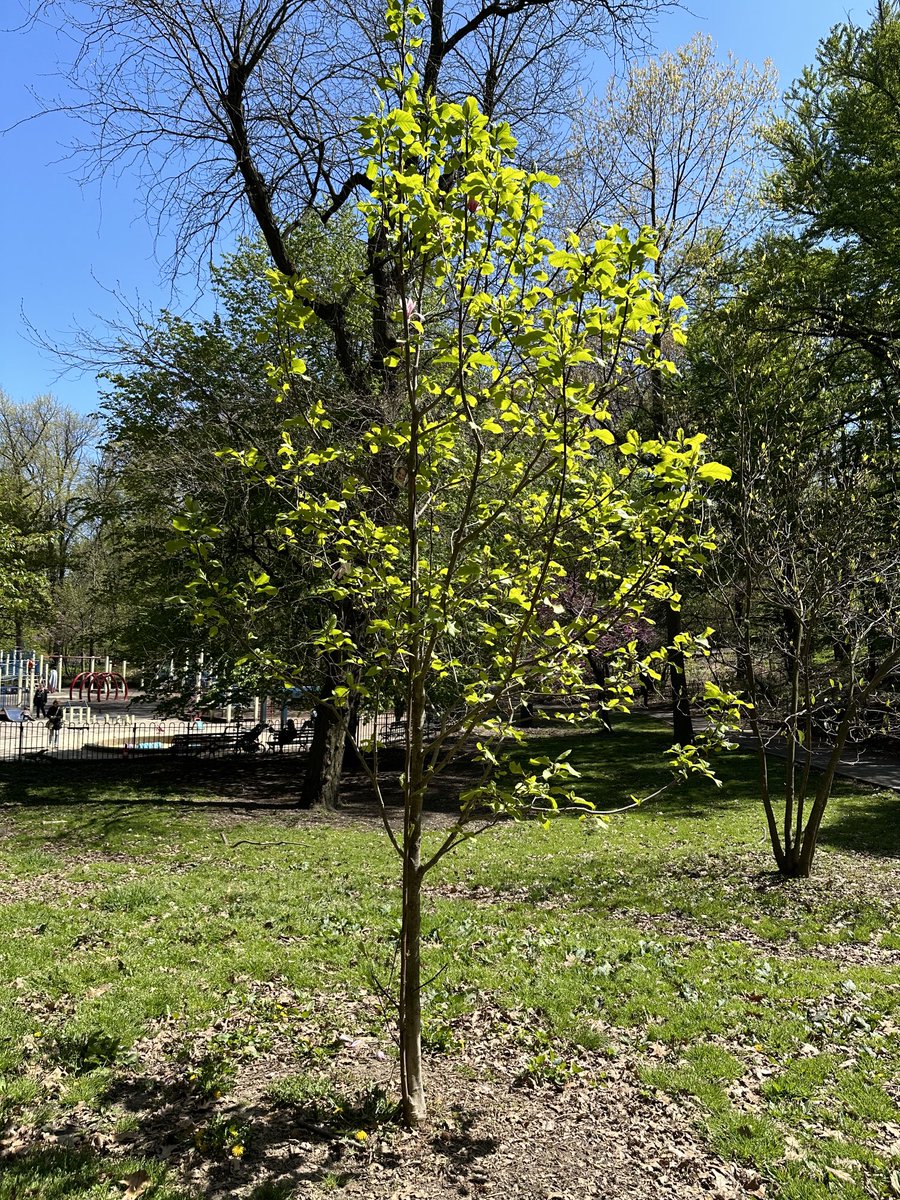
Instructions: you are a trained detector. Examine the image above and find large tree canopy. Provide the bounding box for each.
[32,0,677,275]
[0,392,100,650]
[762,1,900,381]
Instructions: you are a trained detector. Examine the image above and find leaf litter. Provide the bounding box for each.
[0,983,762,1199]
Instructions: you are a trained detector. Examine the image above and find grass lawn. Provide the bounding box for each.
[0,718,899,1198]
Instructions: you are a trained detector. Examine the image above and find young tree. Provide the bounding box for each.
[556,35,776,744]
[179,0,730,1122]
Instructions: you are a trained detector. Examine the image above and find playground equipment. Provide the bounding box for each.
[70,670,129,703]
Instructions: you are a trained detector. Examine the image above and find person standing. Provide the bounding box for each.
[33,684,48,719]
[48,663,59,693]
[46,700,63,748]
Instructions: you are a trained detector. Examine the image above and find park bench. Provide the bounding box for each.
[268,718,314,752]
[170,722,270,756]
[169,730,236,756]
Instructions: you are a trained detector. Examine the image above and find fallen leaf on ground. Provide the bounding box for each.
[119,1169,153,1199]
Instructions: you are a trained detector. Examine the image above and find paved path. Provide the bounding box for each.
[756,741,900,793]
[646,708,900,794]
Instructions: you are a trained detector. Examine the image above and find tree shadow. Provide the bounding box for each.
[430,1104,499,1164]
[0,756,305,809]
[91,1067,407,1196]
[0,746,490,829]
[530,720,764,819]
[819,789,900,858]
[0,1145,111,1199]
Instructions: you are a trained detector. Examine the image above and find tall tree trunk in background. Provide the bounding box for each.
[587,650,613,732]
[300,699,348,809]
[300,597,361,808]
[649,326,696,746]
[345,692,361,750]
[667,603,695,744]
[300,662,348,809]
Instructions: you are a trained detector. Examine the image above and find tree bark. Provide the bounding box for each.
[399,654,427,1125]
[667,603,695,744]
[300,705,347,809]
[782,605,802,867]
[399,811,425,1125]
[398,359,427,1126]
[648,320,695,747]
[587,650,613,732]
[299,667,348,808]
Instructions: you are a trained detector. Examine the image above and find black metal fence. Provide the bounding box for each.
[0,711,414,763]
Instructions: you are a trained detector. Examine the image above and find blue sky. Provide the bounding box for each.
[1,0,867,413]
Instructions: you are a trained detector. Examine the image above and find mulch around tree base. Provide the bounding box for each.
[2,986,763,1200]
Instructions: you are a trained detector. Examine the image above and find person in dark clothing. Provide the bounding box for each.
[46,700,63,748]
[33,686,48,719]
[273,718,298,752]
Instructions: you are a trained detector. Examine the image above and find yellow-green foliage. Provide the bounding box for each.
[177,0,732,814]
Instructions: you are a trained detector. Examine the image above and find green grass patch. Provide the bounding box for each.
[0,718,899,1197]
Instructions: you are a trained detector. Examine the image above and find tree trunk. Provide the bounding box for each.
[647,315,695,746]
[345,692,361,752]
[399,651,427,1126]
[782,606,802,865]
[396,349,428,1127]
[794,714,855,877]
[300,677,348,809]
[399,817,425,1125]
[587,650,612,732]
[667,604,694,744]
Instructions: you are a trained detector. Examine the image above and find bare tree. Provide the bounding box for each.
[556,34,776,744]
[30,0,677,277]
[686,314,900,877]
[559,33,776,309]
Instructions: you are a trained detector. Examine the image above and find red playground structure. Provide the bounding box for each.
[69,670,129,703]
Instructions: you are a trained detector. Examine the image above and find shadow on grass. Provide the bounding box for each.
[0,1146,109,1200]
[0,746,486,824]
[0,757,305,810]
[526,719,759,818]
[93,1070,402,1196]
[9,800,210,851]
[819,789,900,858]
[5,716,898,859]
[0,1071,376,1199]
